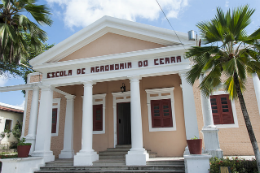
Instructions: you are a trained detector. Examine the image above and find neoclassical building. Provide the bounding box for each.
[1,16,260,166]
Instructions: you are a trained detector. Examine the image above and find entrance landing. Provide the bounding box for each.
[35,146,185,172]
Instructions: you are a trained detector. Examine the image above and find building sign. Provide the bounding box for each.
[91,62,132,73]
[47,56,181,79]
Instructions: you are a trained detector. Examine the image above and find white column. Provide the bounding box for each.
[200,75,223,158]
[74,81,98,166]
[126,76,148,166]
[179,72,199,140]
[59,95,75,158]
[31,85,55,162]
[200,75,215,128]
[25,86,39,154]
[179,72,200,155]
[253,73,260,115]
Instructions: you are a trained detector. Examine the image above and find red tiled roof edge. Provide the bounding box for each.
[0,106,23,114]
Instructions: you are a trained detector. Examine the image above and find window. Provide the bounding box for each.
[4,119,12,131]
[210,94,234,125]
[51,108,58,133]
[51,98,61,136]
[92,94,106,134]
[146,88,176,132]
[209,91,239,128]
[93,104,103,131]
[82,94,106,134]
[151,99,173,127]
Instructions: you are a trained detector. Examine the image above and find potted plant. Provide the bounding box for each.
[187,136,202,154]
[17,138,31,157]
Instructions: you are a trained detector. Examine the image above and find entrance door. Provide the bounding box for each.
[117,102,131,145]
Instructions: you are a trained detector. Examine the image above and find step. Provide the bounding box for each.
[115,145,131,148]
[99,155,125,159]
[35,170,184,173]
[106,148,131,152]
[99,151,128,156]
[147,161,184,165]
[39,165,185,171]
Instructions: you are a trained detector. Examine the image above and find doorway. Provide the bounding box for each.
[117,102,131,145]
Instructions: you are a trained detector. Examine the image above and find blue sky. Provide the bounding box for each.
[0,0,259,108]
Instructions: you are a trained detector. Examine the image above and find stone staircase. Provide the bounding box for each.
[35,145,185,173]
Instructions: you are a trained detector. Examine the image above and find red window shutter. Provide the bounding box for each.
[151,100,162,127]
[210,95,222,125]
[218,94,234,124]
[161,99,173,127]
[51,108,58,133]
[151,99,173,128]
[93,104,103,131]
[210,94,234,125]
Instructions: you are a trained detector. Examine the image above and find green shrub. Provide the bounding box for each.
[0,154,18,159]
[10,142,18,149]
[210,157,258,173]
[12,122,22,141]
[17,138,31,146]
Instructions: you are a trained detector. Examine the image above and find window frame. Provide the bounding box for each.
[82,94,106,134]
[210,91,239,128]
[51,98,61,136]
[4,119,13,131]
[92,94,106,134]
[146,87,176,132]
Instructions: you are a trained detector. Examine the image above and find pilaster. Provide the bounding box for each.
[25,85,39,154]
[200,75,223,158]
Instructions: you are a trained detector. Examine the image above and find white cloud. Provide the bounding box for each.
[225,1,229,8]
[46,0,188,29]
[0,76,7,87]
[16,100,25,109]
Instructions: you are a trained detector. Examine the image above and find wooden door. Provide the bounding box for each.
[117,102,131,145]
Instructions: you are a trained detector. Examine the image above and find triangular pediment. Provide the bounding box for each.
[58,33,165,62]
[30,16,192,67]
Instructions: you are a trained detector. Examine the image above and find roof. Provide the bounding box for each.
[0,102,24,114]
[29,16,192,68]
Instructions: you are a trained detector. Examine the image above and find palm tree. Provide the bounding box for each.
[185,5,260,172]
[0,0,52,66]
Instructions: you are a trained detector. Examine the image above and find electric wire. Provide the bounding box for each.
[155,0,187,51]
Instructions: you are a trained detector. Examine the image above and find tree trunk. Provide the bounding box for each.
[234,73,260,173]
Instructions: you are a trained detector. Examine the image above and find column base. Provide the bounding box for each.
[125,149,149,166]
[202,127,223,158]
[25,135,36,155]
[184,154,211,173]
[31,151,55,163]
[74,151,99,166]
[59,150,74,159]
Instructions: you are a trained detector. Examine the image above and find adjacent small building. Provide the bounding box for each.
[0,102,23,145]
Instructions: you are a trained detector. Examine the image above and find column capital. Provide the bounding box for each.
[39,84,53,91]
[65,95,76,100]
[83,80,96,87]
[178,70,188,78]
[128,76,142,82]
[31,84,40,90]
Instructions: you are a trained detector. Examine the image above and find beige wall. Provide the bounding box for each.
[193,77,260,156]
[56,74,186,157]
[58,33,165,62]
